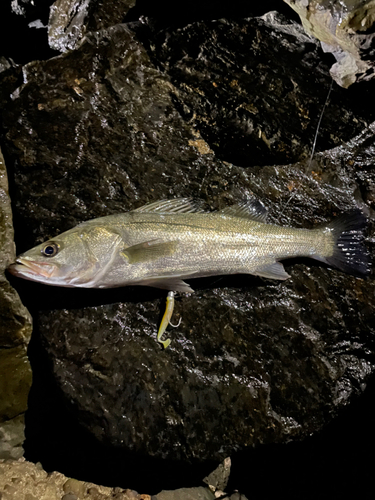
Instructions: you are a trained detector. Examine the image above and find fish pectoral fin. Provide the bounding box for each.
[122,239,178,264]
[253,262,290,280]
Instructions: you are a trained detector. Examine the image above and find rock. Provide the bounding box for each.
[155,487,214,500]
[227,494,248,500]
[48,0,137,52]
[0,458,148,500]
[48,0,93,52]
[1,5,375,473]
[203,457,231,494]
[0,415,27,461]
[63,477,87,497]
[284,0,375,87]
[0,146,33,459]
[62,494,78,500]
[141,11,373,167]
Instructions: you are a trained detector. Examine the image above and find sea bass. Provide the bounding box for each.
[9,198,370,345]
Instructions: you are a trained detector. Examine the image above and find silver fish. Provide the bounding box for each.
[9,198,370,292]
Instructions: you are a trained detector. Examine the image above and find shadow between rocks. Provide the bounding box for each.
[228,374,375,500]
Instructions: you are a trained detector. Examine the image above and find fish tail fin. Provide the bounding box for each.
[317,210,371,277]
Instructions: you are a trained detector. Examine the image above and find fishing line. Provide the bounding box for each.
[307,78,334,171]
[280,78,334,217]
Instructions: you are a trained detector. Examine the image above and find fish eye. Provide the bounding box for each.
[41,241,59,257]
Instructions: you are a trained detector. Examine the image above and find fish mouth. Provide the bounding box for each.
[8,258,56,279]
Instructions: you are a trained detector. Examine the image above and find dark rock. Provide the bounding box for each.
[48,0,137,52]
[1,7,375,474]
[4,23,220,252]
[140,12,375,167]
[47,0,290,54]
[0,58,23,110]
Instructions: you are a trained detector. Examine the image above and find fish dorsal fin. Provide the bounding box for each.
[254,262,290,280]
[122,239,178,264]
[220,199,268,222]
[132,198,205,214]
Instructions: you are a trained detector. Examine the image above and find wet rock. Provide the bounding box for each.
[48,0,93,52]
[1,8,375,471]
[284,0,375,87]
[0,58,23,112]
[141,12,374,167]
[2,23,220,250]
[0,147,32,459]
[48,0,137,52]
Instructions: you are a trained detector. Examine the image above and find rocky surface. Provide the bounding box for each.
[140,11,374,166]
[0,458,151,500]
[285,0,375,87]
[0,457,241,500]
[0,146,33,460]
[0,1,374,498]
[48,0,137,52]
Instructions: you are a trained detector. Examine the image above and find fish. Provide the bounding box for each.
[8,198,370,346]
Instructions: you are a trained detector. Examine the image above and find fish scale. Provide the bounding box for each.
[9,198,369,293]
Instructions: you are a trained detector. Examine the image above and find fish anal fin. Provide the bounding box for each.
[139,278,193,293]
[254,262,290,280]
[220,199,268,222]
[122,240,178,264]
